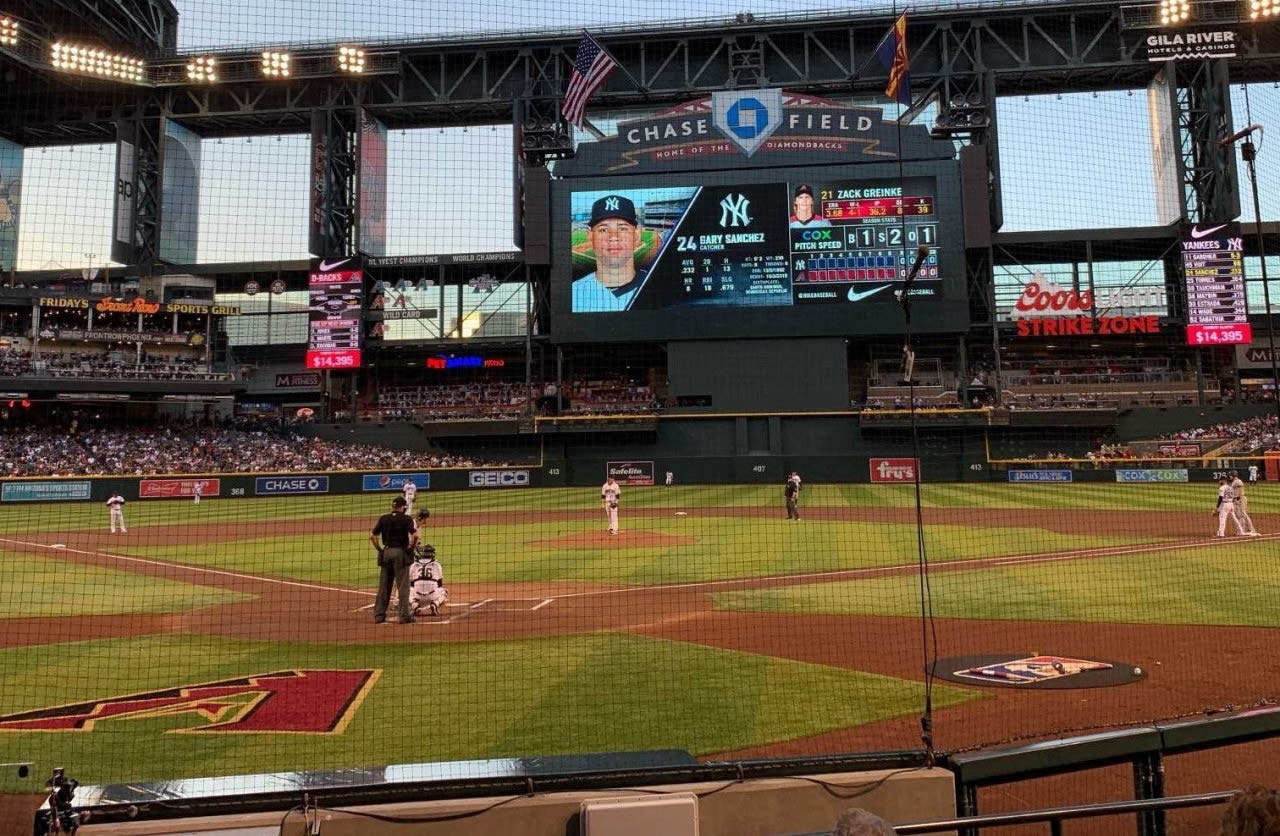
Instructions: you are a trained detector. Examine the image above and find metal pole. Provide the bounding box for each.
[1241,138,1280,419]
[525,264,533,418]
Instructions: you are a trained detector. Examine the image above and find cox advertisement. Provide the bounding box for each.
[139,478,221,499]
[256,476,330,495]
[361,473,430,492]
[1008,470,1073,483]
[468,470,531,488]
[1115,469,1189,483]
[869,458,918,483]
[607,461,655,486]
[1,481,92,502]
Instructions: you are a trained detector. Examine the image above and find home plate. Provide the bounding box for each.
[674,512,688,516]
[51,544,66,549]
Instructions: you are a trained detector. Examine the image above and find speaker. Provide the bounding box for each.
[522,165,551,265]
[960,144,991,250]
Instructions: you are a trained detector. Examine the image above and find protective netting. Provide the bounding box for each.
[0,0,1278,806]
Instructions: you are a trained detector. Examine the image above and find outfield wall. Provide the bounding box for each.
[0,459,1270,506]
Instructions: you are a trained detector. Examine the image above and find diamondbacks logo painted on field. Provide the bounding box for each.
[954,656,1111,685]
[0,669,379,734]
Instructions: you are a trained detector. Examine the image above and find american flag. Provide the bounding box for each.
[562,32,617,127]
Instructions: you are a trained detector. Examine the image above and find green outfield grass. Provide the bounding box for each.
[0,633,980,791]
[712,542,1280,627]
[0,482,1268,536]
[0,551,252,619]
[107,519,1160,588]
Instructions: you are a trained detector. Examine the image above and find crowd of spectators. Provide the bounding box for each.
[0,350,229,381]
[0,419,524,477]
[1158,415,1280,452]
[371,378,657,421]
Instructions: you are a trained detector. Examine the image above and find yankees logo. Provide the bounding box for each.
[604,197,620,212]
[719,193,752,227]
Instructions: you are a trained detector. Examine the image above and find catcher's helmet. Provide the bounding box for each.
[418,543,436,559]
[416,509,430,520]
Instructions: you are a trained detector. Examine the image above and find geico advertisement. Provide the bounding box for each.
[468,470,531,488]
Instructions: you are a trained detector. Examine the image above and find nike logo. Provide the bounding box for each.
[318,258,351,271]
[1190,224,1228,239]
[847,284,892,303]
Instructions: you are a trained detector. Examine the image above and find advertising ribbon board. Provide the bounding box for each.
[1008,470,1073,483]
[1,481,93,502]
[360,473,431,492]
[1115,469,1189,483]
[255,476,330,495]
[607,461,655,486]
[139,478,222,498]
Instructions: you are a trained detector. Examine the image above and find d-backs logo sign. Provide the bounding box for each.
[0,669,379,734]
[934,654,1143,690]
[557,90,954,176]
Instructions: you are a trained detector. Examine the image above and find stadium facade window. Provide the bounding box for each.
[1244,256,1280,315]
[215,290,308,345]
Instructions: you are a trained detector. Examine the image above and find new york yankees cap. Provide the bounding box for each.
[589,195,638,227]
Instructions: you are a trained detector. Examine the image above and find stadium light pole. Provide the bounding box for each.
[1232,130,1280,420]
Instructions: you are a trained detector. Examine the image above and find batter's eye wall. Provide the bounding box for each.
[667,338,851,413]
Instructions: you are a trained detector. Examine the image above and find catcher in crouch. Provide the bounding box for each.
[409,542,448,617]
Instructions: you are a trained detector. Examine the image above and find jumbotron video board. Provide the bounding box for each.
[553,161,967,341]
[306,260,363,369]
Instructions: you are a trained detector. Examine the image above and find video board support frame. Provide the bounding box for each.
[310,107,359,260]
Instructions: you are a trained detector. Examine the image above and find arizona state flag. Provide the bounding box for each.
[875,13,911,107]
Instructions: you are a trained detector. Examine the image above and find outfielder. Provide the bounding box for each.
[1215,476,1246,537]
[784,474,801,520]
[106,493,126,534]
[601,476,621,535]
[1229,470,1261,536]
[402,480,417,515]
[1248,464,1259,485]
[409,542,448,617]
[192,481,203,505]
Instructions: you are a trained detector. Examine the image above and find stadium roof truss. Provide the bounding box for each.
[4,0,1280,143]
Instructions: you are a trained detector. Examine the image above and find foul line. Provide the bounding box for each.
[0,537,374,599]
[506,534,1280,602]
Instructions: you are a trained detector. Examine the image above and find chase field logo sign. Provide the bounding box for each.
[711,89,784,157]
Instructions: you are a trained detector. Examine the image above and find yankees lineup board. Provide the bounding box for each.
[305,267,364,369]
[1181,223,1252,347]
[552,161,968,342]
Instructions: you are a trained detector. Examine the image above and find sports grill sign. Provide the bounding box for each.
[255,476,329,495]
[869,457,918,483]
[1008,276,1163,337]
[468,469,530,488]
[607,460,655,486]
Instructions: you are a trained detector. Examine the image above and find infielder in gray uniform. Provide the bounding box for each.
[1229,470,1261,536]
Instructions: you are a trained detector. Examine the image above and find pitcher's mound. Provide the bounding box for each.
[528,531,697,549]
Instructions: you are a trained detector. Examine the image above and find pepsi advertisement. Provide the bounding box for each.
[555,162,966,342]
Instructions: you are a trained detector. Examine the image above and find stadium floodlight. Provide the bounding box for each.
[1158,0,1191,24]
[337,45,365,73]
[0,16,18,47]
[51,42,145,82]
[1250,0,1278,18]
[186,55,217,82]
[261,50,290,77]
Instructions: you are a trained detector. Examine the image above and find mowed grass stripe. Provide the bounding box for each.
[109,519,1157,587]
[713,543,1280,627]
[0,550,252,619]
[0,633,980,791]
